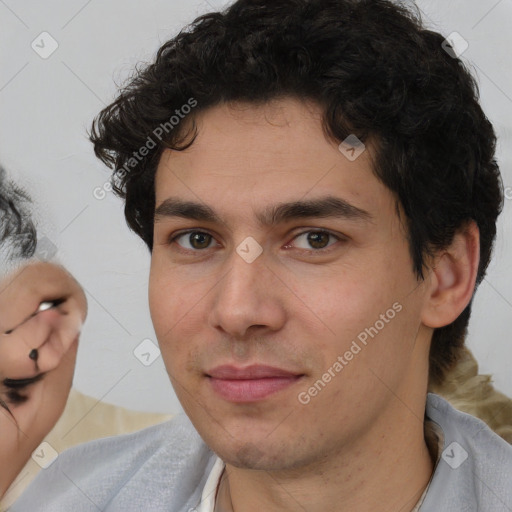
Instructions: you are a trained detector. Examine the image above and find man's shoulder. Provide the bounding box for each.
[10,413,216,512]
[423,393,512,511]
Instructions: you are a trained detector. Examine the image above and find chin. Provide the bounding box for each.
[214,439,296,472]
[230,441,269,469]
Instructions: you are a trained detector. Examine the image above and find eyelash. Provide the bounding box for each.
[4,390,29,405]
[1,374,45,408]
[168,229,345,254]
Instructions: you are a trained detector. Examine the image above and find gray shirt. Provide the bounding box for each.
[9,393,512,511]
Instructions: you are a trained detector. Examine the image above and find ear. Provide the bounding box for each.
[421,221,480,329]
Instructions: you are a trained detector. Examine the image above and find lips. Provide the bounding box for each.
[207,364,301,379]
[206,365,304,402]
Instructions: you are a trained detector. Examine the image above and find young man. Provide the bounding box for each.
[12,0,512,510]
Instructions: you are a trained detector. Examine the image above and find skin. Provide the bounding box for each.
[149,97,480,511]
[0,261,87,497]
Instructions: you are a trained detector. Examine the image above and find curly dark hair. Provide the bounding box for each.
[0,166,37,266]
[0,165,37,416]
[90,0,504,386]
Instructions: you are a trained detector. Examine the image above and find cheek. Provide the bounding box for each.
[148,264,206,372]
[282,260,391,338]
[150,275,203,336]
[149,259,181,332]
[290,256,417,369]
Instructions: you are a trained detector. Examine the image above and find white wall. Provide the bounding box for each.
[0,0,510,414]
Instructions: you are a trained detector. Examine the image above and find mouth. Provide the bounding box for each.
[206,365,305,403]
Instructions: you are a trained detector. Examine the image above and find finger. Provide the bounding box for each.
[0,304,83,379]
[0,319,53,378]
[0,262,88,333]
[28,306,83,374]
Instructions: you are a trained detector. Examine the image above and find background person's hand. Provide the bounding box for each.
[0,261,87,497]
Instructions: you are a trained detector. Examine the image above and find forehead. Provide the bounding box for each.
[154,98,395,225]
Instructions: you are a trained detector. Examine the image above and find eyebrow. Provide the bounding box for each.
[154,195,373,226]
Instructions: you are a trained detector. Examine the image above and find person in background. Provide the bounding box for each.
[0,167,87,499]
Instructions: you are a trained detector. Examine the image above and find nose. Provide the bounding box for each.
[208,247,287,340]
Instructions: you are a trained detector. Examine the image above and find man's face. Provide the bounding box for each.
[149,98,433,471]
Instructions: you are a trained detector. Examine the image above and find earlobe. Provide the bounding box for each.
[421,221,480,329]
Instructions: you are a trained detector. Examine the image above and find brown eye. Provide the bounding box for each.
[307,232,330,249]
[173,231,216,251]
[189,232,212,249]
[289,230,340,251]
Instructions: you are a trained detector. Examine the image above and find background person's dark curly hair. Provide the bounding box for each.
[0,167,37,269]
[0,165,37,415]
[90,0,504,386]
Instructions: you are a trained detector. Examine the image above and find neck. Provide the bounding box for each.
[222,395,434,512]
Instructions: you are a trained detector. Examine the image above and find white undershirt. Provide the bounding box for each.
[198,456,225,512]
